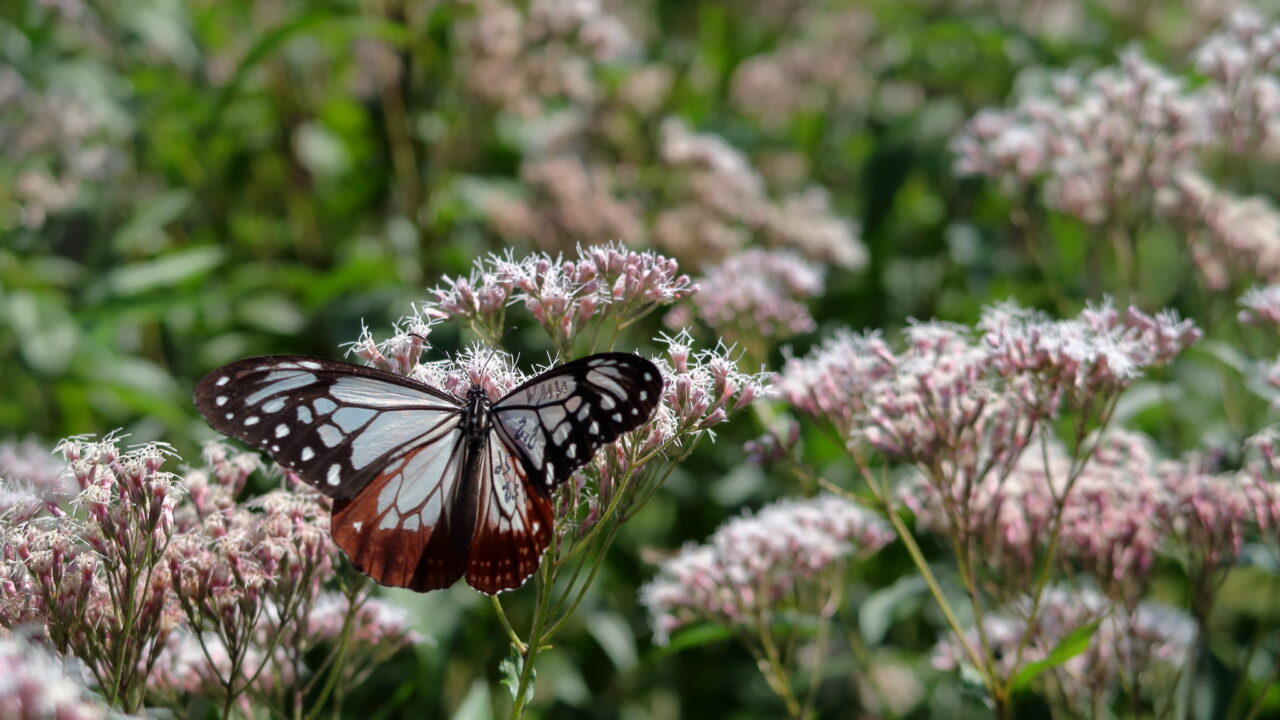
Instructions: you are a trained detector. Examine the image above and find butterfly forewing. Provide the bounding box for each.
[194,356,464,500]
[491,353,664,491]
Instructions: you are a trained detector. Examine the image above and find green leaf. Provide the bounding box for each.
[1010,618,1102,691]
[586,611,638,672]
[499,646,534,706]
[452,679,493,720]
[859,575,927,645]
[104,246,224,297]
[648,623,732,659]
[113,190,193,253]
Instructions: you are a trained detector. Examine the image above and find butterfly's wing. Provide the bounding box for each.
[464,436,555,593]
[490,352,664,492]
[194,356,478,591]
[330,437,474,591]
[193,356,463,500]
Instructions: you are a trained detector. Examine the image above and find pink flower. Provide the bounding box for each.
[641,494,892,643]
[954,49,1206,225]
[0,634,108,720]
[686,249,823,349]
[935,587,1194,711]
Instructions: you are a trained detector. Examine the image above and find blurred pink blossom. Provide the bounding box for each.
[1163,173,1280,290]
[641,494,892,644]
[685,249,823,355]
[954,49,1206,225]
[934,587,1194,710]
[0,633,108,720]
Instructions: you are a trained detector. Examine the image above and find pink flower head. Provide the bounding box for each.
[935,587,1194,711]
[688,249,823,347]
[641,494,892,643]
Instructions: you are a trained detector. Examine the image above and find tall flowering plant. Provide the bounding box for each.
[775,300,1200,716]
[349,243,763,719]
[0,436,419,718]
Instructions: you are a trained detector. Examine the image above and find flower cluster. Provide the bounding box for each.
[978,300,1201,415]
[0,435,422,716]
[0,633,109,720]
[0,438,73,523]
[1239,284,1280,329]
[953,49,1204,225]
[934,587,1195,711]
[730,4,876,129]
[779,300,1198,485]
[423,243,694,353]
[1,436,183,712]
[778,299,1198,445]
[683,249,823,359]
[641,494,893,644]
[0,65,122,230]
[1194,8,1280,156]
[1162,172,1280,290]
[456,0,634,117]
[655,119,866,269]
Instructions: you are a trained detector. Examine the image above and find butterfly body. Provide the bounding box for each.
[194,352,662,594]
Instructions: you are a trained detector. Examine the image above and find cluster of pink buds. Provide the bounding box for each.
[1193,8,1280,156]
[641,494,892,644]
[934,587,1195,711]
[1161,173,1280,290]
[1239,284,1280,329]
[0,633,109,719]
[0,438,72,523]
[685,249,823,360]
[426,243,694,354]
[954,49,1205,225]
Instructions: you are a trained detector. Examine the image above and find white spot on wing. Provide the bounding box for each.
[319,424,342,447]
[600,394,616,410]
[245,416,259,426]
[589,421,599,435]
[327,464,342,486]
[297,406,312,423]
[216,376,230,387]
[611,413,622,422]
[301,447,314,461]
[314,397,336,415]
[275,424,289,438]
[299,361,322,370]
[262,398,286,413]
[216,396,227,407]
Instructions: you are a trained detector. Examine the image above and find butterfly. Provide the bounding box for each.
[193,352,663,594]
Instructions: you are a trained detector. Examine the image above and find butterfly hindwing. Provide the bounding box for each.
[490,353,663,492]
[466,435,555,593]
[331,437,473,592]
[194,355,463,500]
